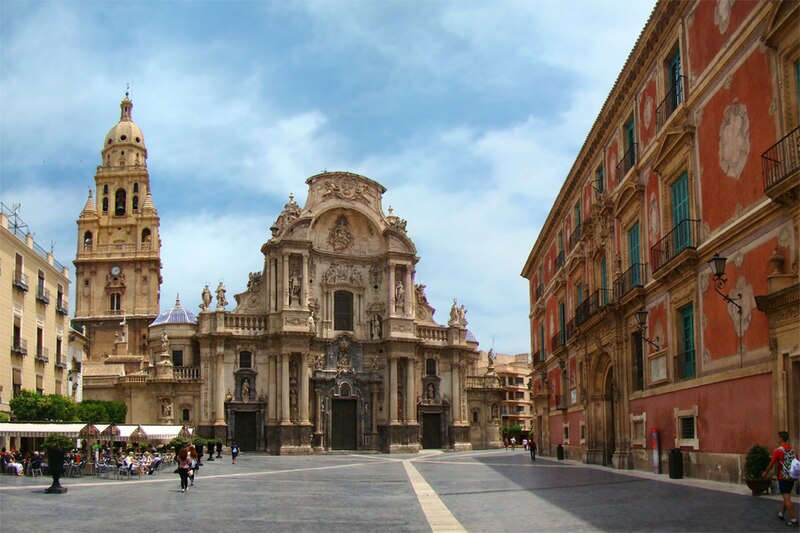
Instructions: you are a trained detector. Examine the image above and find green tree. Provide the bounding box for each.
[9,389,45,420]
[76,400,127,424]
[41,394,78,422]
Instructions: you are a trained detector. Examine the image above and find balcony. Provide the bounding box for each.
[614,262,647,302]
[762,126,799,204]
[173,366,200,380]
[568,224,581,251]
[532,350,541,365]
[13,271,29,292]
[650,219,701,273]
[616,143,638,182]
[35,346,49,364]
[674,349,696,382]
[55,354,67,369]
[534,283,544,301]
[11,337,28,357]
[551,331,565,353]
[555,250,565,271]
[656,76,685,132]
[56,298,69,315]
[36,287,51,305]
[575,288,612,327]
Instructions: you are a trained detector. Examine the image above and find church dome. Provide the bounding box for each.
[101,93,147,165]
[151,296,197,326]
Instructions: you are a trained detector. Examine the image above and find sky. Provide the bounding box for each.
[0,0,655,355]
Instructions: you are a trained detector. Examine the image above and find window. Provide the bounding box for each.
[36,374,44,395]
[628,222,641,286]
[239,351,252,369]
[103,184,109,194]
[102,197,108,213]
[110,292,121,312]
[539,325,546,359]
[56,337,63,358]
[114,188,126,216]
[596,164,604,194]
[563,423,570,443]
[678,304,695,380]
[172,350,184,367]
[625,115,636,160]
[333,290,354,331]
[600,256,608,305]
[472,409,479,424]
[671,172,690,251]
[83,231,93,250]
[132,195,139,211]
[516,405,525,413]
[36,327,43,357]
[576,282,583,308]
[632,332,644,391]
[426,358,437,376]
[558,301,566,345]
[12,369,21,398]
[674,406,699,449]
[182,408,190,422]
[515,377,524,386]
[133,183,139,193]
[141,228,151,246]
[668,46,683,110]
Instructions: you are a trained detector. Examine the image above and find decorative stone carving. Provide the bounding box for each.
[322,177,369,203]
[216,281,227,309]
[370,314,382,339]
[648,193,659,245]
[289,271,301,304]
[324,263,361,286]
[643,95,654,129]
[200,283,212,311]
[241,378,250,403]
[386,206,407,232]
[369,264,382,288]
[718,101,750,181]
[415,284,428,305]
[730,276,755,338]
[328,215,353,252]
[247,272,263,292]
[161,398,173,417]
[270,193,302,237]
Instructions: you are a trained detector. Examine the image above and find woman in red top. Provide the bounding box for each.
[176,447,191,493]
[763,431,798,527]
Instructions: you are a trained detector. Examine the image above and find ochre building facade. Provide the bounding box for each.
[522,0,799,482]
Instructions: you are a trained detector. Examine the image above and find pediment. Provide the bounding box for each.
[653,119,694,175]
[613,179,645,220]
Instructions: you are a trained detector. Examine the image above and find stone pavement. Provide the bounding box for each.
[0,449,796,532]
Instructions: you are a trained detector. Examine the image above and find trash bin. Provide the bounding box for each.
[557,444,564,460]
[668,448,683,479]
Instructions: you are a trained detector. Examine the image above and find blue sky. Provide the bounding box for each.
[0,0,655,355]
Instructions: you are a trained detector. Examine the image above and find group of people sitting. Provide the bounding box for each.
[95,447,174,478]
[1,447,43,476]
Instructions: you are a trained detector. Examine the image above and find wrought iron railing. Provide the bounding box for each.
[555,250,565,271]
[575,288,612,327]
[568,223,581,251]
[650,219,701,272]
[532,350,541,365]
[674,349,696,381]
[616,143,638,182]
[56,298,69,315]
[534,283,544,300]
[762,126,800,191]
[551,331,564,352]
[55,354,67,369]
[566,316,576,339]
[614,263,647,301]
[13,271,29,292]
[656,75,685,132]
[36,287,51,305]
[36,346,49,363]
[11,337,28,356]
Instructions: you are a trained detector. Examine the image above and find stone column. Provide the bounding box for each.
[214,350,225,424]
[371,388,379,434]
[389,356,398,423]
[300,353,309,423]
[281,353,290,423]
[451,360,461,423]
[268,354,278,422]
[406,357,416,422]
[405,266,413,318]
[387,262,396,317]
[282,254,290,309]
[302,253,309,308]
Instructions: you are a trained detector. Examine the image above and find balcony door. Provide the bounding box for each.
[671,173,690,252]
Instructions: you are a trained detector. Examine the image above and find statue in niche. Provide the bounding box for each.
[427,383,436,400]
[313,353,325,370]
[289,274,301,304]
[160,331,169,354]
[395,280,405,303]
[200,284,212,310]
[370,314,382,339]
[337,338,351,371]
[241,378,250,402]
[225,389,233,402]
[161,398,172,417]
[216,281,228,309]
[308,313,316,332]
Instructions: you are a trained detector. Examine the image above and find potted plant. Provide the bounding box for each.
[206,438,217,461]
[43,434,73,494]
[192,436,207,465]
[744,444,772,496]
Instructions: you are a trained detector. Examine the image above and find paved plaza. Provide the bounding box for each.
[0,448,796,532]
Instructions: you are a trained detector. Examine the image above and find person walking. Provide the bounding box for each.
[231,442,240,464]
[510,436,516,451]
[529,440,537,461]
[176,447,191,493]
[188,445,198,486]
[763,431,798,527]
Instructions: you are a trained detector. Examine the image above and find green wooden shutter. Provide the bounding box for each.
[629,222,640,286]
[671,172,690,252]
[540,324,545,359]
[559,302,566,345]
[680,305,695,378]
[601,257,608,305]
[670,49,682,107]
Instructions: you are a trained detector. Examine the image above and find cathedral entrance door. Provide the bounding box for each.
[331,399,357,450]
[422,413,442,449]
[235,412,257,452]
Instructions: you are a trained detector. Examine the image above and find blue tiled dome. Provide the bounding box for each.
[465,330,477,343]
[151,295,197,326]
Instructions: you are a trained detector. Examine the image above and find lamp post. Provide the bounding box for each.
[708,253,744,368]
[635,308,660,350]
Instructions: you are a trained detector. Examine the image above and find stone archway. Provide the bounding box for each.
[584,351,614,466]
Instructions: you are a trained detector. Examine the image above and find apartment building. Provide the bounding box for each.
[477,352,532,431]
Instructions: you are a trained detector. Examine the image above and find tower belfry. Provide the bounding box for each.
[73,93,162,359]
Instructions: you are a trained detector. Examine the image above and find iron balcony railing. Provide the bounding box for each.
[568,223,581,251]
[616,143,638,182]
[532,350,541,365]
[56,298,69,315]
[55,354,67,369]
[551,331,565,352]
[13,271,29,292]
[11,337,28,357]
[575,288,613,327]
[555,250,565,271]
[614,262,647,301]
[762,126,800,191]
[674,349,696,382]
[36,346,49,364]
[656,75,685,132]
[534,283,544,300]
[36,286,51,305]
[566,316,576,339]
[651,219,701,272]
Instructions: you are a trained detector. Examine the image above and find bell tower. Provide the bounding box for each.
[73,93,162,360]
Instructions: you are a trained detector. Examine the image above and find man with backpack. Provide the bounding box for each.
[231,442,240,464]
[763,431,799,527]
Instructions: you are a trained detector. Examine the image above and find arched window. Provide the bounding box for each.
[239,351,252,369]
[132,195,139,211]
[83,231,93,251]
[133,183,139,193]
[182,408,190,422]
[333,290,354,331]
[426,358,437,376]
[114,189,126,216]
[103,184,108,194]
[141,228,151,246]
[472,409,479,424]
[102,197,108,213]
[110,292,121,312]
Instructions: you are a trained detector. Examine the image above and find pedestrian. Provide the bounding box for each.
[176,446,191,493]
[529,440,537,461]
[188,445,198,486]
[763,431,798,527]
[510,436,516,451]
[523,438,528,451]
[231,442,240,464]
[503,437,509,450]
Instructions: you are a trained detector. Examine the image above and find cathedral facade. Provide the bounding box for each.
[78,96,502,453]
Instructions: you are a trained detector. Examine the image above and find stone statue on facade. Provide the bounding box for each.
[160,331,169,354]
[370,314,382,339]
[459,304,468,328]
[241,378,250,402]
[161,398,172,417]
[200,284,212,311]
[216,281,227,309]
[225,389,233,402]
[308,312,316,332]
[289,274,301,304]
[448,299,459,327]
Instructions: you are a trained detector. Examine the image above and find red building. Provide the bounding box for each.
[522,0,798,482]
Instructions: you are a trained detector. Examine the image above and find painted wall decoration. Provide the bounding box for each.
[718,101,750,180]
[638,76,657,151]
[713,0,734,33]
[687,0,758,80]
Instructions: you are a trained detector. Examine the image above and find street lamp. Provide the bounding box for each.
[708,253,744,367]
[635,308,660,350]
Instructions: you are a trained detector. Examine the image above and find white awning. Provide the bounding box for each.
[0,422,99,439]
[137,425,191,442]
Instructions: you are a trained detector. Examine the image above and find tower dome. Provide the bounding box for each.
[151,295,197,326]
[101,92,148,167]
